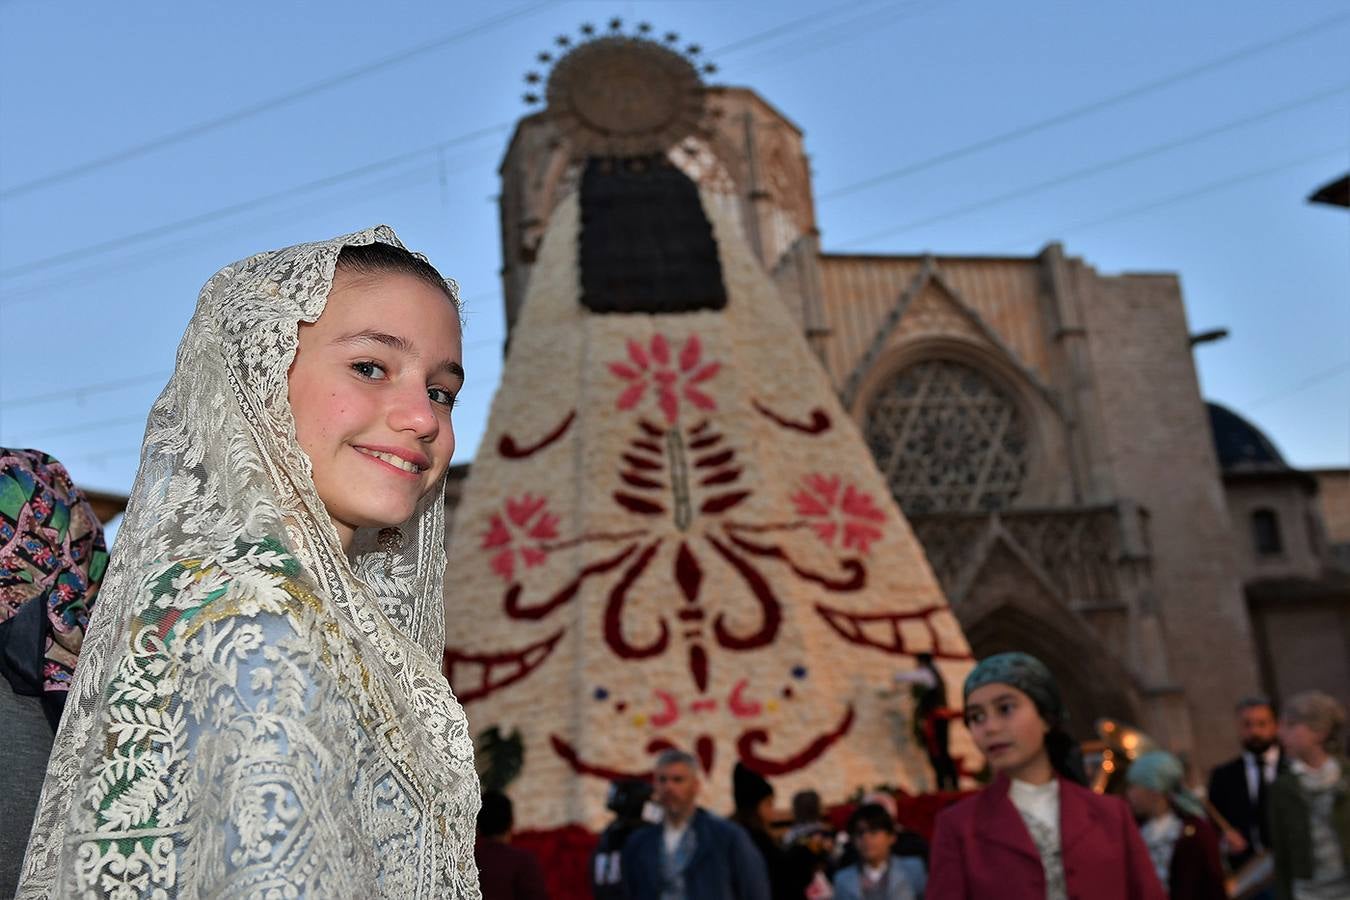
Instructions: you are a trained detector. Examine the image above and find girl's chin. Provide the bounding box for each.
[342,509,419,534]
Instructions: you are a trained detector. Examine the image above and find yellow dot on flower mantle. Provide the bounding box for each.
[632,714,648,727]
[766,701,780,713]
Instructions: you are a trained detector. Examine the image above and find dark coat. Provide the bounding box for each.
[474,839,550,900]
[731,813,797,900]
[1207,750,1284,867]
[621,808,771,900]
[592,819,647,900]
[1268,758,1350,900]
[1167,813,1227,900]
[926,775,1166,900]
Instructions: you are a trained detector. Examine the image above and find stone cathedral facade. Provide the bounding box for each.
[442,28,1345,796]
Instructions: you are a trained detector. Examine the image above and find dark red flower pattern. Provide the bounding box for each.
[791,475,887,555]
[608,334,720,425]
[481,494,560,582]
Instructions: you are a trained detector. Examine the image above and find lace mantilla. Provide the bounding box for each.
[19,226,480,899]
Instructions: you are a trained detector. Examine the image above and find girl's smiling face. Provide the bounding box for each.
[288,267,463,551]
[964,682,1052,781]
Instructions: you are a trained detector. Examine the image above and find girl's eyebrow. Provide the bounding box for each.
[335,329,412,353]
[440,359,466,384]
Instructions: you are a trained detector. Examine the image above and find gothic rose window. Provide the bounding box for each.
[864,359,1029,515]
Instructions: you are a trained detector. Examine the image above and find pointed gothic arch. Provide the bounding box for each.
[956,538,1142,739]
[846,265,1074,511]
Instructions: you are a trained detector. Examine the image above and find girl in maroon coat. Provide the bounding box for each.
[927,652,1165,900]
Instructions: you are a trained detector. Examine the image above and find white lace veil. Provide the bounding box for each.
[19,226,480,899]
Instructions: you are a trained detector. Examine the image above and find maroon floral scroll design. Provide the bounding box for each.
[443,630,564,704]
[498,411,575,459]
[815,602,968,661]
[447,327,969,782]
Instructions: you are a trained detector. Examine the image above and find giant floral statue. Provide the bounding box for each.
[444,26,975,829]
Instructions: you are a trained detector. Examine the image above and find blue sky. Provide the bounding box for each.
[1,0,1347,497]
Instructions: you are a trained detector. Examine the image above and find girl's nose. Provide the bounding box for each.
[389,384,439,439]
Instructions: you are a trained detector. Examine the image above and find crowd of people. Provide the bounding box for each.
[467,653,1349,900]
[1,229,1346,900]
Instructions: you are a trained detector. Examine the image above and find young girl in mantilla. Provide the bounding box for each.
[18,228,481,899]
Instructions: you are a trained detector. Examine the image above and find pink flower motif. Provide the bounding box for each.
[608,333,721,426]
[791,474,887,555]
[481,493,559,582]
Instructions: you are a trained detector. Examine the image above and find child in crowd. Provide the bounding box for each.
[1269,690,1349,900]
[1124,750,1226,900]
[926,651,1164,900]
[833,803,926,900]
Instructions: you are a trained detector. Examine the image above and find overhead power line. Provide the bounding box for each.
[991,145,1349,252]
[3,5,1339,306]
[64,446,145,466]
[709,0,888,55]
[0,370,171,410]
[0,158,459,307]
[0,2,553,200]
[12,414,148,441]
[0,123,510,281]
[730,0,945,73]
[0,0,899,204]
[0,0,922,287]
[837,80,1350,248]
[817,9,1350,202]
[1248,361,1350,409]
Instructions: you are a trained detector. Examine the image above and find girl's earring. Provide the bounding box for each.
[378,527,404,575]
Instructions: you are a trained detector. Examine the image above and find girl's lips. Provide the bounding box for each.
[355,444,430,469]
[353,446,423,479]
[985,742,1012,755]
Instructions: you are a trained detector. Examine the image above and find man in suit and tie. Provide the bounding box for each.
[1206,697,1285,874]
[622,749,770,900]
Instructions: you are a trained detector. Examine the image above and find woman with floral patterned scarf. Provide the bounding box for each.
[16,228,482,899]
[0,448,108,897]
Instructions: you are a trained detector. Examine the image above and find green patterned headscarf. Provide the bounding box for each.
[1126,750,1205,818]
[963,651,1065,727]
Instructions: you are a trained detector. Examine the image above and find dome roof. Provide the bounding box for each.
[1207,402,1288,472]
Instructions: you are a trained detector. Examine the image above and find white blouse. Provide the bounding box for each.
[1010,778,1067,900]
